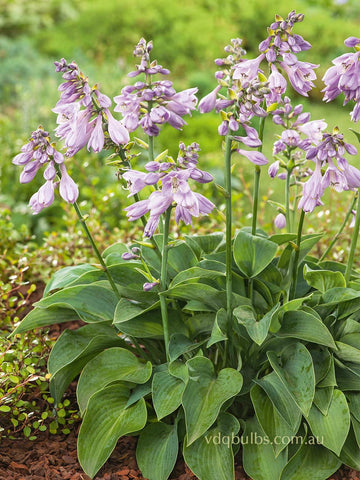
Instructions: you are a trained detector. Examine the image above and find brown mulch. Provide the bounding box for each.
[0,428,359,480]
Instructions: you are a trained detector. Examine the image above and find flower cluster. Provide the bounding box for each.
[113,38,198,136]
[299,130,360,212]
[12,127,78,213]
[53,58,129,156]
[122,143,215,237]
[322,36,360,122]
[259,10,318,97]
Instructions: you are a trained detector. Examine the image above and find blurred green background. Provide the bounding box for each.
[1,0,360,285]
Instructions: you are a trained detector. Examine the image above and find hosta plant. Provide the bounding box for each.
[11,12,360,480]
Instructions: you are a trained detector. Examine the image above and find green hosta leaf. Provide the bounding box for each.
[183,413,239,480]
[233,229,278,278]
[234,303,280,346]
[44,264,98,296]
[136,422,178,480]
[77,347,152,414]
[170,267,225,287]
[310,348,331,384]
[250,384,300,457]
[335,341,360,364]
[268,234,297,245]
[280,438,340,480]
[182,357,243,445]
[303,265,346,293]
[167,241,198,273]
[254,372,301,427]
[184,233,225,256]
[36,284,118,323]
[12,305,79,335]
[153,369,186,420]
[242,416,287,480]
[164,283,227,310]
[320,287,360,319]
[206,308,227,348]
[313,387,334,415]
[169,334,205,362]
[267,343,315,417]
[277,310,336,349]
[102,242,128,265]
[335,360,360,390]
[48,324,124,403]
[114,308,187,339]
[307,389,350,455]
[78,384,147,478]
[347,392,360,422]
[340,424,360,470]
[113,298,160,325]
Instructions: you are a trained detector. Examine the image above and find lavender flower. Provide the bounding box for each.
[113,39,198,136]
[259,11,318,99]
[123,153,215,237]
[53,59,129,155]
[13,127,79,213]
[322,37,360,122]
[274,213,286,229]
[237,149,268,166]
[298,130,360,212]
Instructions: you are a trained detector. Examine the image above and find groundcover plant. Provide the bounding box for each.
[11,11,360,480]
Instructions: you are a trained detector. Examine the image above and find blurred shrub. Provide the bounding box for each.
[0,0,80,37]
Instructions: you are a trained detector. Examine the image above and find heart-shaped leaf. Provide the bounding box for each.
[78,384,147,478]
[182,357,243,445]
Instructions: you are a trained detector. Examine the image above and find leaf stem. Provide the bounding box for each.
[345,189,360,286]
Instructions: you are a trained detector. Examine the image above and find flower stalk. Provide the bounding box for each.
[320,193,357,262]
[159,207,172,362]
[289,209,305,299]
[224,135,233,331]
[251,106,267,235]
[345,189,360,286]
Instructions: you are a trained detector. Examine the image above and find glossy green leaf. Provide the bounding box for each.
[182,357,243,445]
[43,264,98,296]
[234,303,279,346]
[113,298,160,325]
[206,308,227,348]
[183,413,239,480]
[335,341,360,364]
[303,265,346,293]
[340,424,360,470]
[136,422,178,480]
[233,229,278,278]
[255,372,301,427]
[164,283,226,310]
[48,324,124,403]
[267,343,315,417]
[153,369,186,420]
[313,387,333,415]
[12,305,79,335]
[280,439,340,480]
[170,267,225,287]
[169,333,204,362]
[77,347,152,413]
[184,233,225,256]
[36,284,118,323]
[268,234,297,245]
[242,416,287,480]
[277,310,336,349]
[167,241,198,273]
[307,389,350,455]
[347,392,360,423]
[78,384,147,478]
[251,384,300,457]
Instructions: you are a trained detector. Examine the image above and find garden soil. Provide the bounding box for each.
[0,430,359,480]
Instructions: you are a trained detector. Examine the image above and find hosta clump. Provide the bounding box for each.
[11,12,360,480]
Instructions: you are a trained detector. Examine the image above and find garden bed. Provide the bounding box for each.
[1,429,359,480]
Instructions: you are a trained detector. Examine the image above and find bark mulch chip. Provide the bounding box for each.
[1,429,359,480]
